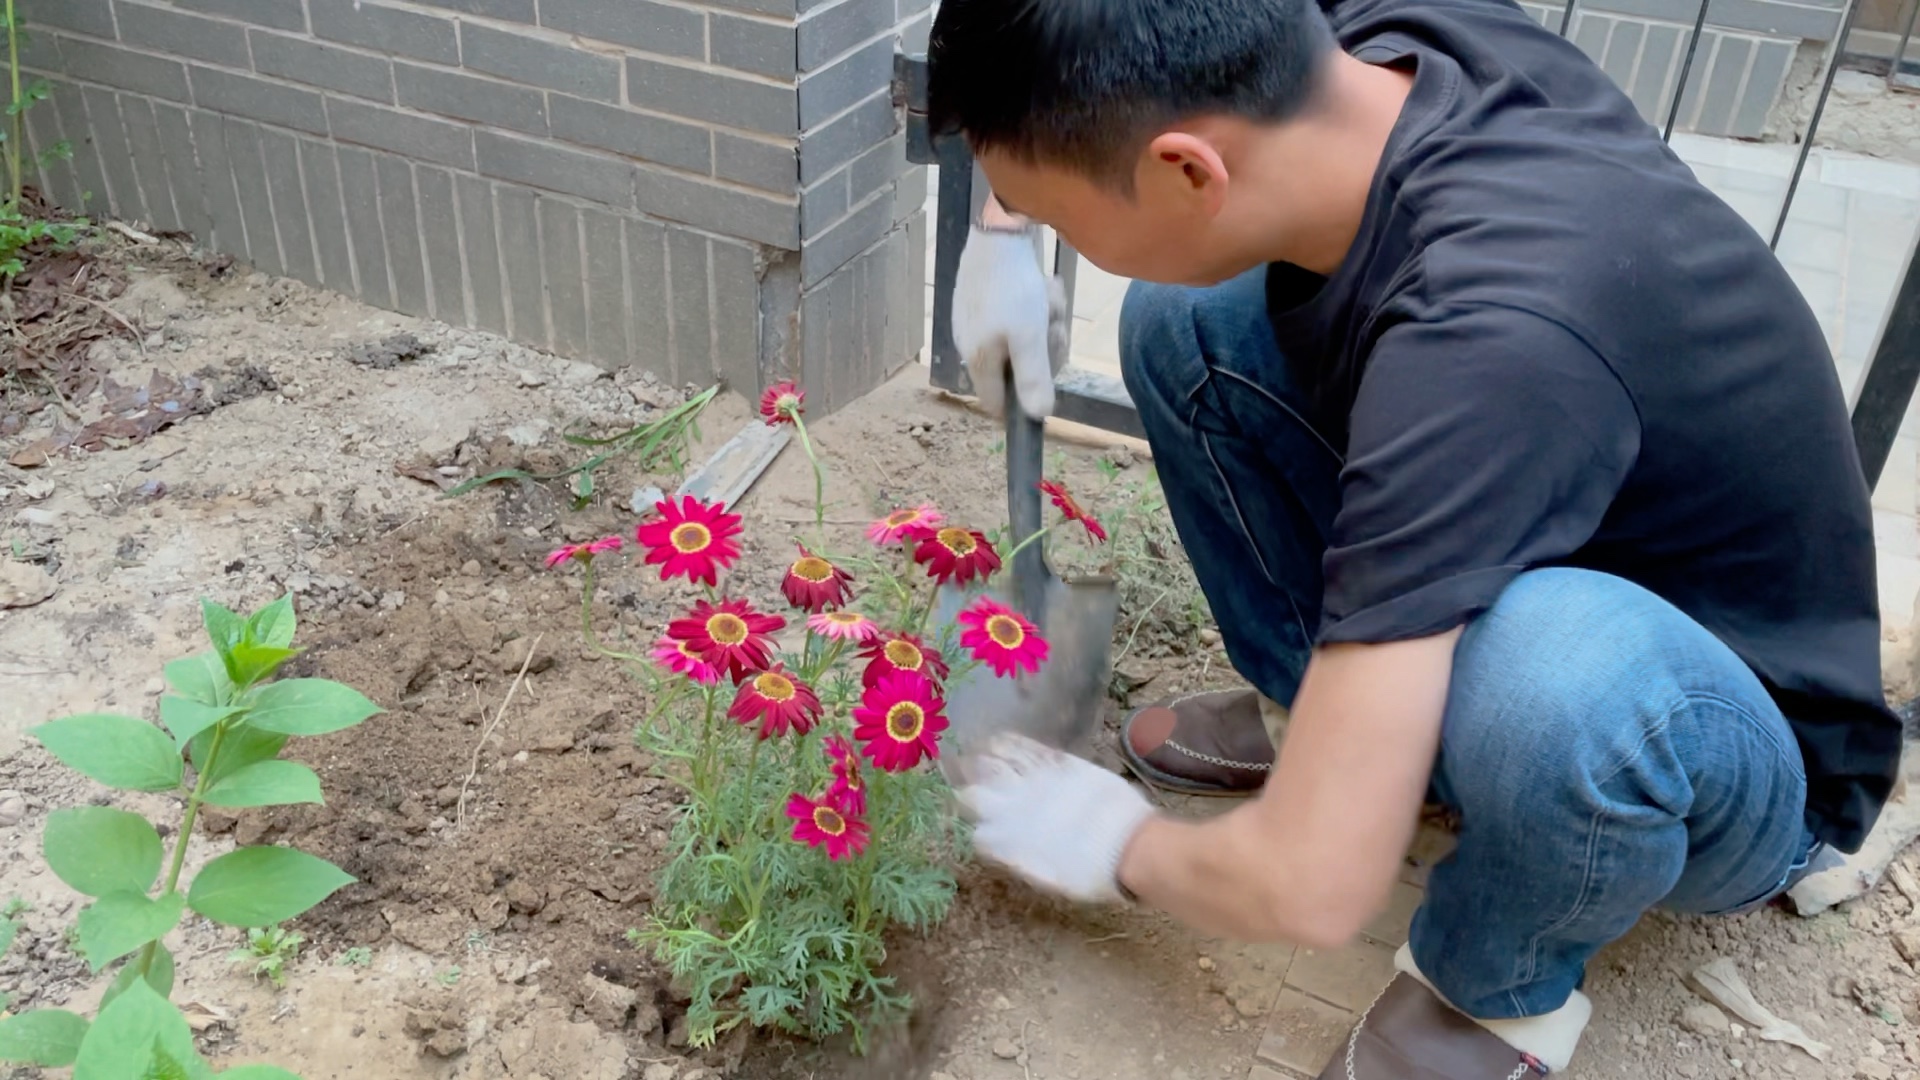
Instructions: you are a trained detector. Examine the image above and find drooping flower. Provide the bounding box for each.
[912,526,1001,586]
[1039,479,1109,543]
[780,544,853,613]
[858,631,950,689]
[634,495,743,586]
[807,609,878,643]
[667,598,785,682]
[853,669,950,772]
[759,380,805,426]
[543,535,624,568]
[866,503,944,547]
[728,664,821,738]
[651,634,722,685]
[958,596,1049,678]
[786,792,870,860]
[823,736,866,816]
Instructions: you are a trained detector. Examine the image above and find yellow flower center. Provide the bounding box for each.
[985,614,1025,649]
[886,702,925,742]
[936,527,976,556]
[884,508,922,527]
[706,613,748,646]
[883,639,924,670]
[792,556,834,583]
[811,805,846,835]
[675,640,705,661]
[823,611,863,627]
[753,672,795,702]
[670,522,712,553]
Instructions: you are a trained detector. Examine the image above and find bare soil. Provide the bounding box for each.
[3,231,1920,1080]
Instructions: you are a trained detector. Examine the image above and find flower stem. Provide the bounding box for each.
[136,719,228,980]
[6,0,22,209]
[1000,522,1057,565]
[738,737,763,846]
[790,414,828,538]
[579,560,646,663]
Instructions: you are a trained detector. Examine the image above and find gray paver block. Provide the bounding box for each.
[15,22,61,73]
[299,137,357,291]
[549,94,710,174]
[249,31,396,102]
[477,131,632,208]
[801,170,850,239]
[627,55,796,137]
[460,22,620,102]
[1256,989,1353,1075]
[55,37,193,103]
[1783,179,1848,231]
[327,97,476,171]
[797,34,894,130]
[540,0,707,57]
[116,2,252,68]
[259,127,319,286]
[710,238,763,397]
[539,197,590,358]
[173,0,306,31]
[154,103,210,238]
[714,132,796,193]
[17,0,114,36]
[495,185,546,344]
[1285,940,1399,1012]
[801,185,890,285]
[582,208,628,365]
[414,0,535,21]
[900,11,930,52]
[456,175,507,333]
[634,165,799,248]
[712,13,798,80]
[224,119,285,275]
[849,132,906,208]
[310,0,459,64]
[188,107,247,256]
[624,217,672,376]
[336,146,393,308]
[396,63,549,136]
[190,66,330,136]
[415,166,466,324]
[78,87,146,225]
[120,96,179,232]
[798,0,895,71]
[667,228,713,380]
[374,152,430,318]
[798,89,892,184]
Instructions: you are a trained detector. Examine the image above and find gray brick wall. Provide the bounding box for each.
[18,0,928,413]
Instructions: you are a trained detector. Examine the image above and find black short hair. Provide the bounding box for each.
[927,0,1337,189]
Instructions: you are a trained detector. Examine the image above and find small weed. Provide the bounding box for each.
[435,965,462,987]
[334,946,373,968]
[228,925,304,989]
[1,898,30,919]
[462,928,493,957]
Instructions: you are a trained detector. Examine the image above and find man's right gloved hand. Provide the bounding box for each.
[953,224,1070,421]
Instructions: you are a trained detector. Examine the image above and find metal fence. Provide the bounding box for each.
[895,0,1920,489]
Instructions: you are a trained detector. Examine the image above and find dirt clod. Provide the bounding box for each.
[577,972,636,1029]
[1680,1003,1731,1037]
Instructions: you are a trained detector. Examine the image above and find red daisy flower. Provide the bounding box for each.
[866,503,944,546]
[957,596,1049,678]
[727,665,821,739]
[858,632,950,689]
[651,634,722,685]
[543,535,623,568]
[667,598,785,682]
[1039,479,1109,543]
[852,669,950,772]
[759,380,805,426]
[786,792,870,860]
[780,544,853,613]
[912,526,1001,586]
[634,495,743,586]
[823,735,867,816]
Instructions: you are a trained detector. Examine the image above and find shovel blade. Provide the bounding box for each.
[932,573,1119,782]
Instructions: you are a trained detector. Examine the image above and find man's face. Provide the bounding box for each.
[977,145,1263,287]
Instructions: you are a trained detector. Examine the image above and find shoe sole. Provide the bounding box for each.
[1117,706,1265,799]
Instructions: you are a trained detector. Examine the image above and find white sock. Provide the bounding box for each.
[1393,943,1593,1073]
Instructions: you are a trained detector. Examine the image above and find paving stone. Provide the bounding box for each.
[1249,1065,1304,1080]
[1256,989,1353,1075]
[1361,880,1423,948]
[1284,938,1398,1012]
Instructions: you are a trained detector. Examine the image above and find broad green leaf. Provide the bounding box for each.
[101,943,175,1011]
[158,697,244,749]
[245,680,382,737]
[203,761,323,809]
[244,594,298,650]
[219,1067,304,1080]
[73,979,207,1080]
[226,642,297,688]
[77,892,186,972]
[163,651,232,707]
[200,599,246,657]
[189,726,287,790]
[0,1008,88,1066]
[44,808,163,898]
[30,715,182,792]
[0,916,18,957]
[187,847,354,928]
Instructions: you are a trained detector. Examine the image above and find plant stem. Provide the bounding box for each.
[6,0,21,208]
[135,719,228,981]
[789,414,827,538]
[579,560,645,663]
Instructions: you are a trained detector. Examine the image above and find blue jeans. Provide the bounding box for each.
[1118,267,1817,1020]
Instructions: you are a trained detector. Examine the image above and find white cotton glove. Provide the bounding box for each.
[956,733,1158,903]
[952,226,1070,421]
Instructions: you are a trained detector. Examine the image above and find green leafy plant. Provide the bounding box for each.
[227,926,303,989]
[0,594,382,1077]
[0,0,78,280]
[434,966,461,988]
[333,946,372,969]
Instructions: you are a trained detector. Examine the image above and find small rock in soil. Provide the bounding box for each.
[579,973,638,1029]
[642,1065,679,1080]
[1858,1060,1895,1080]
[993,1038,1021,1060]
[505,880,546,915]
[0,562,57,609]
[1680,1003,1731,1037]
[1893,927,1920,965]
[0,792,26,827]
[494,635,556,674]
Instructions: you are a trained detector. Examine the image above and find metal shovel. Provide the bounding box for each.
[932,366,1121,782]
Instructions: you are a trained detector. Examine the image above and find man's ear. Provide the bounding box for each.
[1140,131,1229,216]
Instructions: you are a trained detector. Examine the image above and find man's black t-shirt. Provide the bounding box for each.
[1279,0,1900,851]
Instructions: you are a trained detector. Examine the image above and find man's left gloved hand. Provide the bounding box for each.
[955,734,1157,903]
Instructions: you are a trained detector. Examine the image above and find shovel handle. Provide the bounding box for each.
[1004,343,1050,626]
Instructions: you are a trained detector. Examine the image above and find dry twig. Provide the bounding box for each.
[455,633,541,827]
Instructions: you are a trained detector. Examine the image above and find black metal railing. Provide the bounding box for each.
[897,0,1920,488]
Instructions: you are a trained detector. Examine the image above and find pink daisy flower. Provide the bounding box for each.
[823,735,866,816]
[807,609,879,642]
[852,669,949,772]
[543,535,624,568]
[786,792,870,861]
[651,634,722,685]
[957,596,1049,678]
[866,503,944,546]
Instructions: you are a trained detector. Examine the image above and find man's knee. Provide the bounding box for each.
[1118,278,1201,409]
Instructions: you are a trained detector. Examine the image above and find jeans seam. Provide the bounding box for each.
[1208,366,1347,466]
[1201,430,1278,587]
[1680,691,1806,783]
[1514,804,1610,1014]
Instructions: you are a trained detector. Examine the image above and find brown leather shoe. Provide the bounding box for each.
[1320,976,1547,1080]
[1119,689,1276,796]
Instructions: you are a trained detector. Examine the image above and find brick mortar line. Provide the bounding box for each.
[326,140,368,298]
[409,160,442,323]
[366,142,401,313]
[800,22,904,78]
[798,210,915,295]
[799,81,892,138]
